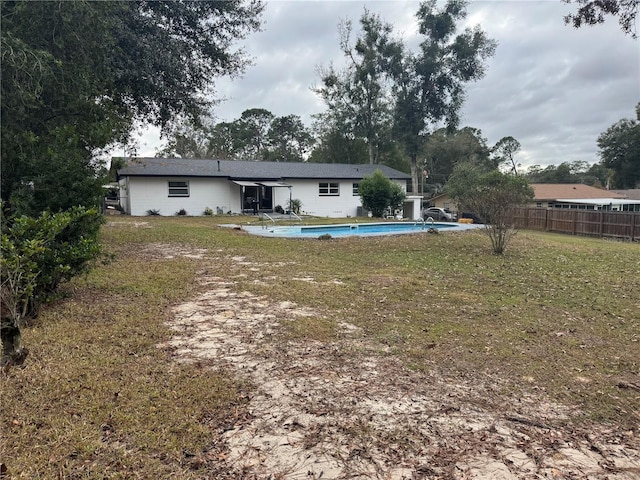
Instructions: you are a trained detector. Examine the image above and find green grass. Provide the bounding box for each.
[1,215,638,477]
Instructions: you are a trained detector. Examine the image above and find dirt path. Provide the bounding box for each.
[156,248,640,479]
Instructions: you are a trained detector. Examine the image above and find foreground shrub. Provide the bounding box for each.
[1,207,104,369]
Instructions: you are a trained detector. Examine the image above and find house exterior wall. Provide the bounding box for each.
[119,177,240,216]
[120,176,408,218]
[275,179,360,217]
[276,179,407,218]
[429,194,457,211]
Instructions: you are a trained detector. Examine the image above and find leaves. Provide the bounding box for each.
[1,207,104,326]
[447,165,534,254]
[1,0,264,214]
[597,102,640,188]
[359,170,406,217]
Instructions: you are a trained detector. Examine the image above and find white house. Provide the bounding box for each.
[116,157,419,218]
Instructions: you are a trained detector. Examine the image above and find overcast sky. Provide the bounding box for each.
[134,0,639,169]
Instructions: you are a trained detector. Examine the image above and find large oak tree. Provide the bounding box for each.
[1,0,264,215]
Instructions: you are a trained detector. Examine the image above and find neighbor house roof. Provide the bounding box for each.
[532,184,625,201]
[611,189,640,200]
[117,157,411,181]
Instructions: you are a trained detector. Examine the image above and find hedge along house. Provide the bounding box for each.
[115,157,417,218]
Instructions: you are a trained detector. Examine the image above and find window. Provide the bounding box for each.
[319,182,339,196]
[352,183,359,196]
[168,181,189,197]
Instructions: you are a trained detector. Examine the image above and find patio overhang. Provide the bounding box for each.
[232,180,260,187]
[257,181,291,188]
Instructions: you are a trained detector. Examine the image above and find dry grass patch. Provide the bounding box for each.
[2,216,639,478]
[1,237,251,479]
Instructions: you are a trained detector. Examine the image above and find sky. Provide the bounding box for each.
[132,0,639,169]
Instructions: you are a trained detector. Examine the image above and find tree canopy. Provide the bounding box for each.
[158,110,314,162]
[314,9,402,165]
[421,127,492,193]
[563,0,639,38]
[492,136,522,175]
[525,161,608,186]
[597,103,640,188]
[1,0,264,215]
[391,0,497,193]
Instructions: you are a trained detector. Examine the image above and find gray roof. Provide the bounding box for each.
[612,189,640,200]
[117,157,411,181]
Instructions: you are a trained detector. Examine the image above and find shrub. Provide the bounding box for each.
[358,170,406,218]
[146,209,161,216]
[287,199,302,215]
[274,205,284,214]
[1,207,104,368]
[175,209,187,216]
[203,207,214,216]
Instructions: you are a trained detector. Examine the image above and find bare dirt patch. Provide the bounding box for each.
[159,250,640,479]
[105,220,152,228]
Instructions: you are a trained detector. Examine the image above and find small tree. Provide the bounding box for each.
[447,164,533,254]
[359,169,406,217]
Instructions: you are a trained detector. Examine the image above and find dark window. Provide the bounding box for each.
[168,181,189,197]
[319,182,339,196]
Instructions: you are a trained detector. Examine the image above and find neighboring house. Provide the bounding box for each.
[426,193,455,211]
[532,184,639,211]
[426,184,640,213]
[116,157,419,218]
[611,189,640,201]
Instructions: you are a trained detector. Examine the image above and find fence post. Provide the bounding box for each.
[573,210,577,235]
[545,208,549,231]
[599,211,604,237]
[632,212,637,241]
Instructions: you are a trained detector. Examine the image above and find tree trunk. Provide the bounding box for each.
[1,318,29,372]
[368,141,375,165]
[410,153,419,194]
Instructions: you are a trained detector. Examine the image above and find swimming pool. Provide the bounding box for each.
[242,221,480,238]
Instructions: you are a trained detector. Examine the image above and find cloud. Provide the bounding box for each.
[131,0,639,168]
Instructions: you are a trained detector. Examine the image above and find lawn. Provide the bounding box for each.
[1,215,638,478]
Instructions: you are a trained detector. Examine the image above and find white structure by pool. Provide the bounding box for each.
[116,157,421,219]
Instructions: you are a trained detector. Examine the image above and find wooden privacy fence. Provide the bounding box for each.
[511,207,640,241]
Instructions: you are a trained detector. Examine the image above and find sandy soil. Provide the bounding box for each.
[153,245,640,479]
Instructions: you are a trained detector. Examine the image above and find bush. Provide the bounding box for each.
[175,209,187,216]
[203,207,214,216]
[358,170,406,218]
[1,207,104,368]
[287,199,302,215]
[146,209,161,216]
[274,205,284,214]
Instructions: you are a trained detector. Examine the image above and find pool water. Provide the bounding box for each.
[242,221,477,238]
